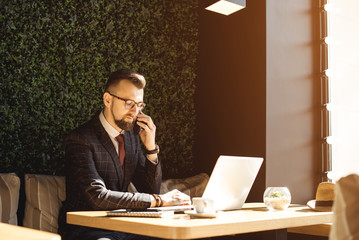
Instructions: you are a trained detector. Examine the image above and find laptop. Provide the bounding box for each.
[108,155,262,216]
[202,155,263,211]
[150,155,263,212]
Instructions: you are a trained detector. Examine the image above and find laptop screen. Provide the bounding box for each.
[202,155,263,211]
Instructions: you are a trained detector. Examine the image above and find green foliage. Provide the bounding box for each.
[0,0,198,178]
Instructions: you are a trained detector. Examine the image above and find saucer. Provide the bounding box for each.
[184,210,217,218]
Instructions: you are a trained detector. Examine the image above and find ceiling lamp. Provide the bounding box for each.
[205,0,246,16]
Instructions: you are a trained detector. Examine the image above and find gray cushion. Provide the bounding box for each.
[160,173,209,198]
[23,174,65,233]
[0,173,20,225]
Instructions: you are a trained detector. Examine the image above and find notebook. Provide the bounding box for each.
[147,205,193,212]
[107,209,174,218]
[202,155,263,211]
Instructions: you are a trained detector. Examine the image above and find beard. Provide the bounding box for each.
[112,111,137,131]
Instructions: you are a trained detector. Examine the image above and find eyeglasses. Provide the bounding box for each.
[107,91,146,111]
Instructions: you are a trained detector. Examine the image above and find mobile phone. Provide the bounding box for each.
[133,120,141,135]
[133,119,147,135]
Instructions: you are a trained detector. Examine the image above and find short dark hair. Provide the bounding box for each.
[105,69,146,91]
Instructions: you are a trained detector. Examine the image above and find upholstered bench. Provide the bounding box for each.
[0,172,209,234]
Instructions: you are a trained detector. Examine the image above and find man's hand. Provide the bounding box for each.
[136,112,156,152]
[160,189,191,207]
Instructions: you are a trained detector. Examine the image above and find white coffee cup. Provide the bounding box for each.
[192,197,215,214]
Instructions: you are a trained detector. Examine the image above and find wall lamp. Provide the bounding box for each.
[205,0,246,16]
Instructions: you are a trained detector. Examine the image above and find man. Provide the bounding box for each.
[58,69,190,240]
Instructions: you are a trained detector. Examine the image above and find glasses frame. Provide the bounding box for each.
[106,91,146,111]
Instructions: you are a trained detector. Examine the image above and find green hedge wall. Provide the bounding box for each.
[0,0,198,178]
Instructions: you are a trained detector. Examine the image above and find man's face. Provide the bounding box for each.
[107,80,144,131]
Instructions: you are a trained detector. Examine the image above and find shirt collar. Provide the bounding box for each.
[99,110,123,139]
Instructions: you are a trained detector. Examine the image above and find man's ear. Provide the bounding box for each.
[103,92,112,108]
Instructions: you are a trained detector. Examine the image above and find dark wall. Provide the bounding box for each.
[195,0,267,202]
[196,0,321,204]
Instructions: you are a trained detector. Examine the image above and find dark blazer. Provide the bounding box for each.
[58,111,162,239]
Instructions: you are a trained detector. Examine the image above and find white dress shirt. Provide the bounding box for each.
[99,110,122,155]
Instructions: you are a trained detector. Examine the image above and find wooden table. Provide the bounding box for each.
[67,203,333,239]
[0,222,61,240]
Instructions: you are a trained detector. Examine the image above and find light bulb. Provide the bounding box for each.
[325,136,334,144]
[325,103,333,111]
[327,171,335,181]
[325,37,331,44]
[324,4,332,12]
[325,69,332,77]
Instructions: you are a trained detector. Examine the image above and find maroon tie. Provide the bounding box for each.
[115,134,125,166]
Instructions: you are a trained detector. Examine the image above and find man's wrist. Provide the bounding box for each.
[150,195,156,207]
[145,144,159,155]
[151,194,163,207]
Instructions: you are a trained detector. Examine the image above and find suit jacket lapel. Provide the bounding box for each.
[91,112,124,185]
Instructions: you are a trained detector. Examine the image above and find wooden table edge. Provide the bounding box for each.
[67,205,333,239]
